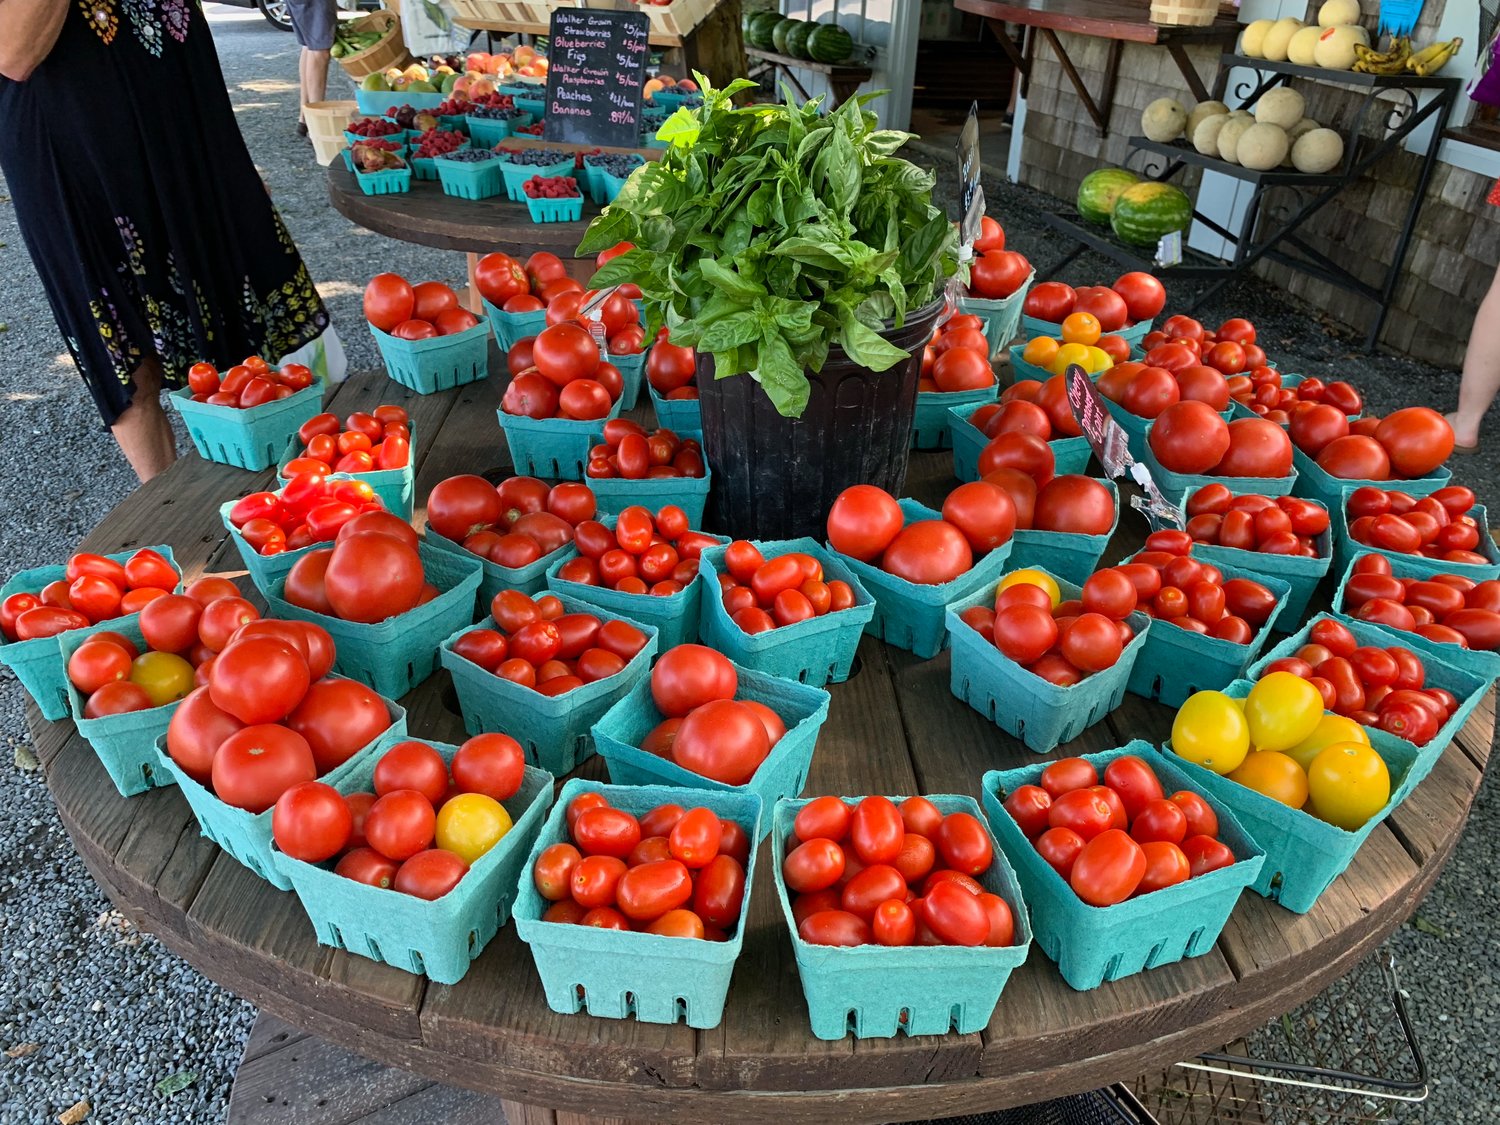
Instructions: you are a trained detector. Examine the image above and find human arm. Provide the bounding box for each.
[0,0,69,83]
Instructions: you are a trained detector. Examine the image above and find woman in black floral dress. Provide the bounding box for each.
[0,0,330,481]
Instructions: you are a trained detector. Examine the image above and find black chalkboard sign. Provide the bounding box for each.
[543,7,650,149]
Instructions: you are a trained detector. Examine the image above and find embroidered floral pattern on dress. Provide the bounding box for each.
[79,0,119,44]
[122,0,163,55]
[162,0,190,42]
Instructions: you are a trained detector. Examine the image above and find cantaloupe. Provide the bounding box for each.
[1263,18,1305,62]
[1288,25,1323,66]
[1240,18,1276,58]
[1218,116,1255,164]
[1237,123,1290,171]
[1292,127,1345,173]
[1313,25,1369,70]
[1255,87,1305,130]
[1318,0,1361,28]
[1187,100,1230,138]
[1142,98,1189,142]
[1283,117,1321,165]
[1193,113,1231,156]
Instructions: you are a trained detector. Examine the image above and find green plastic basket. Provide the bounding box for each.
[481,298,547,352]
[513,779,761,1028]
[272,732,555,983]
[370,321,491,395]
[586,431,711,527]
[499,154,573,201]
[608,350,647,411]
[774,793,1032,1036]
[277,426,416,520]
[947,400,1092,484]
[1010,478,1121,587]
[167,383,324,471]
[436,154,504,200]
[959,272,1034,359]
[497,400,622,480]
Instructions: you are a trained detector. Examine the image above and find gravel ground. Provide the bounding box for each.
[0,16,1495,1123]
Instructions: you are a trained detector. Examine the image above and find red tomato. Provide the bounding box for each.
[826,485,904,562]
[880,520,973,585]
[941,481,1017,554]
[1069,829,1146,906]
[1112,272,1167,321]
[210,724,317,813]
[286,677,391,775]
[1022,281,1076,322]
[164,687,245,785]
[1216,417,1293,477]
[1149,401,1231,475]
[935,811,994,876]
[574,806,644,859]
[799,910,870,946]
[673,700,771,785]
[783,838,846,894]
[849,796,904,866]
[921,881,990,946]
[1375,407,1454,478]
[650,644,737,717]
[1101,755,1165,820]
[615,859,694,922]
[208,636,308,724]
[1317,435,1391,481]
[993,604,1058,665]
[693,854,747,929]
[1036,826,1085,880]
[394,849,469,900]
[1033,475,1115,535]
[570,855,628,909]
[336,847,399,890]
[272,781,353,862]
[323,533,424,623]
[1002,784,1052,838]
[969,249,1032,300]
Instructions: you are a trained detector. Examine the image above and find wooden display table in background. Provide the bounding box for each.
[742,45,873,110]
[28,351,1493,1123]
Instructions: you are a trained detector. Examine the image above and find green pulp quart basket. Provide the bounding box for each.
[1009,478,1121,587]
[599,169,633,204]
[152,691,407,889]
[1329,552,1500,683]
[370,320,491,395]
[831,499,1013,659]
[1246,613,1490,765]
[1121,549,1293,708]
[499,154,572,202]
[59,619,181,797]
[585,434,711,527]
[911,385,998,451]
[773,793,1032,1037]
[277,427,416,519]
[1021,315,1153,347]
[526,194,584,223]
[608,349,646,411]
[697,539,876,687]
[946,400,1092,484]
[355,167,412,196]
[438,594,658,776]
[409,140,472,181]
[1333,502,1500,582]
[346,126,409,146]
[436,154,505,200]
[1007,343,1053,385]
[343,143,409,173]
[649,384,702,431]
[167,383,324,471]
[1290,445,1451,511]
[514,96,545,117]
[591,662,830,841]
[1139,421,1298,509]
[272,732,555,984]
[218,485,363,596]
[1163,679,1421,914]
[264,542,483,699]
[424,526,575,604]
[481,298,547,352]
[959,271,1034,359]
[497,399,623,480]
[463,114,510,146]
[945,571,1152,754]
[1190,526,1333,630]
[513,780,762,1028]
[982,742,1263,989]
[0,544,180,722]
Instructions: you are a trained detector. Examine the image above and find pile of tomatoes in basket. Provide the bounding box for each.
[1001,754,1237,906]
[713,541,857,634]
[227,480,388,558]
[285,406,411,477]
[1125,533,1281,639]
[453,590,650,696]
[1,548,180,641]
[977,453,1118,540]
[1147,403,1293,480]
[826,483,1013,585]
[363,274,482,340]
[965,216,1033,301]
[1232,368,1363,422]
[646,335,699,400]
[919,314,996,394]
[1297,406,1454,482]
[1141,315,1270,375]
[479,247,647,356]
[783,793,1016,948]
[1344,485,1487,563]
[1182,486,1329,557]
[281,513,441,624]
[958,568,1136,684]
[531,790,750,939]
[555,505,720,596]
[1341,553,1500,651]
[273,734,526,901]
[427,474,596,567]
[977,379,1082,443]
[185,356,315,407]
[586,420,706,480]
[1022,271,1167,331]
[501,321,624,422]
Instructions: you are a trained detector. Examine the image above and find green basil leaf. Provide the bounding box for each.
[838,307,909,372]
[699,258,766,301]
[751,331,810,418]
[698,309,764,353]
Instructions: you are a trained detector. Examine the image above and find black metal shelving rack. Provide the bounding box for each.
[1036,52,1462,350]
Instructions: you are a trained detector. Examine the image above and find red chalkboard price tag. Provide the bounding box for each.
[543,7,650,149]
[1065,366,1184,530]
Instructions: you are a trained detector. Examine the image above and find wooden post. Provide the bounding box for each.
[681,0,746,86]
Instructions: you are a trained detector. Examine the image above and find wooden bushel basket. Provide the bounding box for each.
[335,10,412,79]
[1150,0,1216,26]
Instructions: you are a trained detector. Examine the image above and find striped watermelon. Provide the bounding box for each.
[807,23,854,63]
[772,17,804,55]
[1076,168,1141,226]
[747,11,782,49]
[1110,182,1192,246]
[785,20,816,58]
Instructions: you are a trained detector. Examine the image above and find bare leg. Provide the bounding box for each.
[110,357,176,483]
[1447,261,1500,448]
[299,47,331,121]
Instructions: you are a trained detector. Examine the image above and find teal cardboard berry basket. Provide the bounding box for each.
[1333,501,1500,582]
[272,732,554,984]
[1163,679,1421,913]
[1009,478,1121,587]
[959,273,1034,359]
[1139,420,1298,509]
[264,542,483,699]
[152,689,406,889]
[354,167,411,196]
[498,154,572,202]
[168,382,324,471]
[463,114,510,146]
[0,544,180,722]
[343,142,408,173]
[591,662,829,840]
[947,400,1091,484]
[773,794,1032,1036]
[608,349,647,411]
[1329,552,1500,682]
[1021,315,1153,347]
[1290,445,1450,511]
[912,385,998,451]
[481,298,547,352]
[945,570,1151,753]
[697,539,875,687]
[598,168,633,203]
[425,526,574,604]
[345,126,408,147]
[514,96,545,118]
[525,193,583,223]
[1246,613,1489,766]
[370,320,491,395]
[438,594,658,776]
[1191,525,1333,629]
[59,619,181,797]
[982,742,1263,989]
[1120,549,1292,708]
[585,431,711,527]
[436,153,504,200]
[409,140,470,181]
[1006,343,1053,385]
[649,384,701,431]
[497,399,622,480]
[277,427,416,519]
[831,499,1012,659]
[513,779,761,1028]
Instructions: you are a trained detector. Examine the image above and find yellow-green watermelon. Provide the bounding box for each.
[1110,182,1192,246]
[1076,168,1142,226]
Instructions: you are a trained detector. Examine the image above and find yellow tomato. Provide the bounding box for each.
[1244,673,1324,752]
[1022,337,1060,366]
[128,652,195,707]
[1171,690,1250,775]
[1050,342,1093,376]
[1227,750,1309,808]
[1060,311,1102,346]
[996,568,1061,607]
[435,793,513,864]
[1284,714,1369,772]
[1084,345,1114,373]
[1307,742,1390,830]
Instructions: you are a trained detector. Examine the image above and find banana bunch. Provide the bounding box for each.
[1352,37,1411,74]
[1407,37,1463,77]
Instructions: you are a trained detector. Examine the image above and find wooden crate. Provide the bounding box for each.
[1149,0,1217,26]
[588,0,718,39]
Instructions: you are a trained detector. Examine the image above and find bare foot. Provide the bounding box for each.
[1446,412,1480,449]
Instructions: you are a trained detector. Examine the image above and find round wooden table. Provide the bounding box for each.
[32,356,1493,1124]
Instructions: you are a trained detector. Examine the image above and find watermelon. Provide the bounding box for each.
[785,21,816,59]
[1076,168,1141,226]
[747,11,782,49]
[1110,182,1193,246]
[772,17,804,55]
[807,23,854,63]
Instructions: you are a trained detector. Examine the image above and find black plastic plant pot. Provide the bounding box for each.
[696,300,944,540]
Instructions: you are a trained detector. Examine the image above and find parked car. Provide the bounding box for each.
[210,0,379,33]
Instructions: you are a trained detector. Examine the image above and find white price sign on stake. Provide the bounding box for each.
[578,283,618,359]
[1064,366,1184,530]
[956,100,984,255]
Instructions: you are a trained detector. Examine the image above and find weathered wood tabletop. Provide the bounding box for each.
[30,354,1493,1124]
